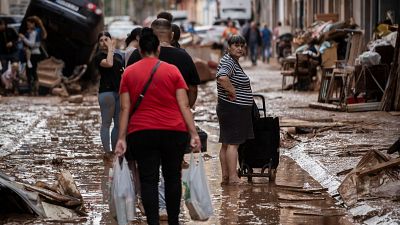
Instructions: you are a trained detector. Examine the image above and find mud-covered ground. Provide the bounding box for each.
[0,59,399,225]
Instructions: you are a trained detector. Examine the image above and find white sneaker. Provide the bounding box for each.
[159,208,168,221]
[27,60,32,68]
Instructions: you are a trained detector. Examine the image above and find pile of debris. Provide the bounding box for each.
[36,57,88,98]
[0,170,85,221]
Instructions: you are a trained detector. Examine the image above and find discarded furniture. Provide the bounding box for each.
[317,30,364,107]
[37,57,64,88]
[353,64,389,102]
[294,53,317,91]
[280,56,296,90]
[315,13,339,22]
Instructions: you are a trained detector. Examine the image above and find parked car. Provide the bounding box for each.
[0,15,23,31]
[21,0,104,77]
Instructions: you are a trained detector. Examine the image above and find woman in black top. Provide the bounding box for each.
[94,31,124,157]
[216,34,254,185]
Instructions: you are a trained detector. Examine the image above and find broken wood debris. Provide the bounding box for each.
[293,210,346,217]
[338,150,400,206]
[278,196,326,201]
[21,183,82,207]
[0,170,85,219]
[357,157,400,176]
[277,187,328,194]
[336,168,353,176]
[280,118,344,129]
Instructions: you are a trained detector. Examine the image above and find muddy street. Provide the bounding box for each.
[0,60,399,225]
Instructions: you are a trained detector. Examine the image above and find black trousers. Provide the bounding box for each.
[127,130,188,225]
[26,54,42,93]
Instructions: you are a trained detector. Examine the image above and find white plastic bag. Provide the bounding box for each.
[182,153,213,221]
[110,157,136,225]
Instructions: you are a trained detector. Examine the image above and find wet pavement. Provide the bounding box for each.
[0,59,399,224]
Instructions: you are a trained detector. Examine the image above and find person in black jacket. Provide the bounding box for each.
[244,21,262,66]
[94,31,124,158]
[0,19,19,73]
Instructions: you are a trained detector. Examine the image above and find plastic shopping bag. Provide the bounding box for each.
[182,153,214,221]
[110,157,136,225]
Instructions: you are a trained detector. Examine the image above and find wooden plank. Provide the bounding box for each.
[278,196,326,201]
[388,111,400,116]
[275,184,303,189]
[293,211,346,217]
[346,102,381,112]
[309,102,343,111]
[279,187,328,194]
[315,13,339,22]
[381,25,400,111]
[358,158,400,176]
[280,118,344,128]
[336,168,353,176]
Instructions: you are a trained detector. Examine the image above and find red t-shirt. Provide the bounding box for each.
[120,58,189,134]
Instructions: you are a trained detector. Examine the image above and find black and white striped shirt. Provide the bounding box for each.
[216,54,253,106]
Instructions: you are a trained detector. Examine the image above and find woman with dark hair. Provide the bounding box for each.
[115,27,201,225]
[171,24,181,48]
[18,16,47,94]
[216,34,254,185]
[124,27,142,66]
[94,31,124,158]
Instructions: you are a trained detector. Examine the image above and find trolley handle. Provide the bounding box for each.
[253,94,266,118]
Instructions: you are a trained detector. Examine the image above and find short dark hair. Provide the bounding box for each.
[157,11,173,22]
[227,34,246,46]
[125,27,142,46]
[151,18,172,31]
[97,31,111,42]
[139,27,159,55]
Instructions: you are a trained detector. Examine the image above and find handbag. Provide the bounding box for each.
[129,60,161,118]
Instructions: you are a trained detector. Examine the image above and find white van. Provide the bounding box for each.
[219,0,251,23]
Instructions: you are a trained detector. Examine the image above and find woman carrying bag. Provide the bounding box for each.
[115,28,201,225]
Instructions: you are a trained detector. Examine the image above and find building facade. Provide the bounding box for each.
[257,0,399,43]
[0,0,29,15]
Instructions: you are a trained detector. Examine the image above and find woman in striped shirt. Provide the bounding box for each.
[216,34,254,185]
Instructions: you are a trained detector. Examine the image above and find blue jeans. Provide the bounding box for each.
[98,91,120,152]
[262,43,271,62]
[249,43,258,65]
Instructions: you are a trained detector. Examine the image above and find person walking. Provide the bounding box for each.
[216,34,254,185]
[124,27,142,67]
[94,31,124,158]
[0,19,19,74]
[126,18,200,220]
[244,21,262,66]
[115,27,201,225]
[18,16,46,94]
[261,24,272,63]
[127,18,200,108]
